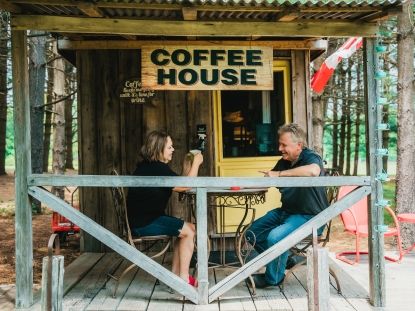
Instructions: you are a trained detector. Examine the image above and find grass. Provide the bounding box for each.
[0,203,15,217]
[383,180,396,225]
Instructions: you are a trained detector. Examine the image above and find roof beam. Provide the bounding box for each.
[12,15,379,37]
[182,7,198,21]
[77,3,104,18]
[57,39,328,50]
[275,12,300,22]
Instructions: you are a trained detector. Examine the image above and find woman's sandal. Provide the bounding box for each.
[188,275,198,287]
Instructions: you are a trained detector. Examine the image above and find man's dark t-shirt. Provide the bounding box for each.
[272,148,328,215]
[126,161,177,228]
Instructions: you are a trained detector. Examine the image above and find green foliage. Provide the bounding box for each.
[5,107,14,158]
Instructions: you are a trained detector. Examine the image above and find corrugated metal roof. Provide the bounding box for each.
[97,0,400,5]
[3,0,402,40]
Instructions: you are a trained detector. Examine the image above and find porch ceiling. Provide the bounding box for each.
[2,0,402,41]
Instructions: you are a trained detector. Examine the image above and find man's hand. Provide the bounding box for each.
[259,170,281,177]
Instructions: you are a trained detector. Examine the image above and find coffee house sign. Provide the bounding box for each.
[141,46,273,90]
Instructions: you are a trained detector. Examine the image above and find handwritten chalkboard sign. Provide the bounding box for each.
[120,78,155,104]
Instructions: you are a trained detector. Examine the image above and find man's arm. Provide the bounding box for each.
[260,163,321,177]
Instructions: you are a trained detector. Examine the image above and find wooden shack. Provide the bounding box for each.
[2,0,402,308]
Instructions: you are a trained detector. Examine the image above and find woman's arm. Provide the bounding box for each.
[174,153,203,192]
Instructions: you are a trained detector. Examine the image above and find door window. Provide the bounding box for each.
[220,71,287,158]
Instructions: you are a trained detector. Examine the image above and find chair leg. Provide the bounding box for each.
[150,239,171,259]
[336,235,367,265]
[329,267,341,294]
[111,263,137,298]
[336,251,369,265]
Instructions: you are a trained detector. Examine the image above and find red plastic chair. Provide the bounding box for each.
[336,185,404,265]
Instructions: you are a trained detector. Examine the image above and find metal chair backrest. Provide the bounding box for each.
[337,185,369,232]
[110,169,135,245]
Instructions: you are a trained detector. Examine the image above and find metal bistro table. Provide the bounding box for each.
[181,187,267,291]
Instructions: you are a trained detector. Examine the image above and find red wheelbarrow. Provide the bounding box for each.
[51,187,80,242]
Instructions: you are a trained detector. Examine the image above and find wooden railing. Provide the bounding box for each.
[28,175,371,305]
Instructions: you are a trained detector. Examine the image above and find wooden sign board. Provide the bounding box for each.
[119,78,155,104]
[141,46,273,90]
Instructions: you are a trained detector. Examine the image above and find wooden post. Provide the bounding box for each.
[364,38,386,307]
[307,247,329,311]
[11,29,33,308]
[196,187,208,304]
[41,256,64,311]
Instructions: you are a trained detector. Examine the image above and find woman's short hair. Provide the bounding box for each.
[140,130,170,162]
[278,123,308,148]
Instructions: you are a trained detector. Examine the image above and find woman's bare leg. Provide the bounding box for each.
[173,222,195,281]
[171,238,180,276]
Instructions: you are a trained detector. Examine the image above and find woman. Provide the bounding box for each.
[126,130,203,287]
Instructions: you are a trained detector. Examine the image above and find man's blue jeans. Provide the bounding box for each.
[246,209,314,285]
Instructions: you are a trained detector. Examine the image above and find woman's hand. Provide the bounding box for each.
[193,153,203,166]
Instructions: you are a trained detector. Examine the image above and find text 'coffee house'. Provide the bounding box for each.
[142,46,273,90]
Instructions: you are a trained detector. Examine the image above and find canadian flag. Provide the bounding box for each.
[311,37,363,94]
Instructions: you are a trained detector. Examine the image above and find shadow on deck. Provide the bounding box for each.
[6,251,375,311]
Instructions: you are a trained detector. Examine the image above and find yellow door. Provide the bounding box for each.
[214,60,292,233]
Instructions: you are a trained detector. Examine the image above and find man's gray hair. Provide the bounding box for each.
[278,123,308,148]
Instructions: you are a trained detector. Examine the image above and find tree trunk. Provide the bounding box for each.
[353,62,362,176]
[311,55,325,157]
[345,60,352,176]
[396,0,415,248]
[51,40,66,199]
[29,30,47,213]
[338,70,347,174]
[65,63,74,170]
[381,50,391,172]
[43,53,54,172]
[332,74,339,169]
[0,12,8,175]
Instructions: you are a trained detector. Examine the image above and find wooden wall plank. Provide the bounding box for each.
[291,51,308,137]
[304,50,313,148]
[77,50,101,252]
[11,29,33,308]
[165,91,187,219]
[186,90,216,232]
[119,50,142,174]
[142,92,166,135]
[95,50,122,243]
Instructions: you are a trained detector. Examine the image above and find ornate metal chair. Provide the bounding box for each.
[107,169,171,297]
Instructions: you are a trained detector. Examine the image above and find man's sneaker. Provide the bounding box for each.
[286,257,297,270]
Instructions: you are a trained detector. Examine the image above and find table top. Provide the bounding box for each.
[184,187,268,195]
[397,213,415,224]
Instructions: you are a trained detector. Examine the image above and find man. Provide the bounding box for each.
[247,123,328,288]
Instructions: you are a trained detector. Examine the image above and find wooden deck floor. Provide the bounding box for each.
[7,252,373,311]
[330,250,415,311]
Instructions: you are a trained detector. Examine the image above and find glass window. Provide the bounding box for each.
[221,71,287,158]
